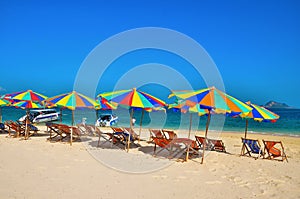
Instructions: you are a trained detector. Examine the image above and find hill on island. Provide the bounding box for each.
[264,101,290,108]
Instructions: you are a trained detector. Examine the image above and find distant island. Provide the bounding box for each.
[264,101,291,109]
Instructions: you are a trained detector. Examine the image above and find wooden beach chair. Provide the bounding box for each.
[195,136,226,152]
[25,124,39,139]
[96,126,116,147]
[151,129,180,157]
[149,129,165,142]
[262,140,288,162]
[240,138,263,159]
[110,127,131,150]
[5,120,25,137]
[162,129,177,140]
[207,138,226,152]
[0,122,6,133]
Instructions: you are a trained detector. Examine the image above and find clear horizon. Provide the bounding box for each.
[1,1,299,108]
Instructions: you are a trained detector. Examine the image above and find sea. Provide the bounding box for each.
[1,107,300,137]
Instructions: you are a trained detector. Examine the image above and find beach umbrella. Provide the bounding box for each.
[98,88,167,145]
[45,91,99,125]
[12,100,44,109]
[95,97,118,120]
[3,89,47,102]
[169,86,252,164]
[240,101,279,138]
[3,90,48,139]
[0,98,10,122]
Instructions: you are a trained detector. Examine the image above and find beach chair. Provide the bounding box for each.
[162,129,177,140]
[149,129,165,142]
[25,124,39,139]
[195,136,212,150]
[110,127,132,150]
[5,120,25,137]
[151,130,181,157]
[0,123,6,133]
[195,136,226,152]
[96,126,116,147]
[262,140,288,162]
[240,138,263,159]
[208,138,226,152]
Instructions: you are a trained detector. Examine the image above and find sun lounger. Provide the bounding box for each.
[262,140,288,162]
[162,129,177,140]
[47,123,80,145]
[195,136,226,152]
[149,129,165,142]
[0,123,6,133]
[5,120,25,137]
[240,138,263,159]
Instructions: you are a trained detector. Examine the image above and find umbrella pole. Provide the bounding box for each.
[60,108,62,123]
[201,111,211,164]
[138,109,144,143]
[188,113,193,139]
[96,109,99,121]
[244,119,248,139]
[0,107,2,123]
[72,110,74,126]
[128,108,134,152]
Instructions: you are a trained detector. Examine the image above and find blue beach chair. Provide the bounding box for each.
[240,138,263,159]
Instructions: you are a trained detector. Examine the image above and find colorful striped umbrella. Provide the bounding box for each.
[96,97,118,110]
[98,88,167,147]
[45,91,98,125]
[3,89,47,102]
[240,101,279,138]
[169,86,252,164]
[98,88,166,109]
[12,100,43,109]
[0,98,10,122]
[169,86,252,114]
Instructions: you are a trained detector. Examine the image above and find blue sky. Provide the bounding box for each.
[0,0,299,107]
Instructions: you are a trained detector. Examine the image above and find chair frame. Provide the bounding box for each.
[240,138,263,159]
[262,140,288,162]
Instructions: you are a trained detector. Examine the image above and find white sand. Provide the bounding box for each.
[0,126,299,199]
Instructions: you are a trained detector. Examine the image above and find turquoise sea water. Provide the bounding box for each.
[1,107,299,136]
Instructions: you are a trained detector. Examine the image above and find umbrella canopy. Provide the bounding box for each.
[98,88,166,109]
[98,88,167,149]
[0,98,10,122]
[241,102,279,121]
[12,100,43,109]
[169,86,252,115]
[46,91,98,110]
[96,97,118,110]
[169,100,208,116]
[169,86,252,164]
[3,89,47,102]
[240,101,279,138]
[45,91,98,125]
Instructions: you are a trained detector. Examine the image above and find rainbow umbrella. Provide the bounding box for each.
[0,98,10,122]
[98,88,166,146]
[95,97,118,120]
[240,101,279,138]
[45,91,99,125]
[12,100,43,109]
[3,89,47,102]
[3,90,48,139]
[96,97,118,110]
[169,86,252,164]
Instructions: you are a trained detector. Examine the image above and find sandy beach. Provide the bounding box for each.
[0,126,299,199]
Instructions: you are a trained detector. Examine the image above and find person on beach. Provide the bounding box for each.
[132,117,136,126]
